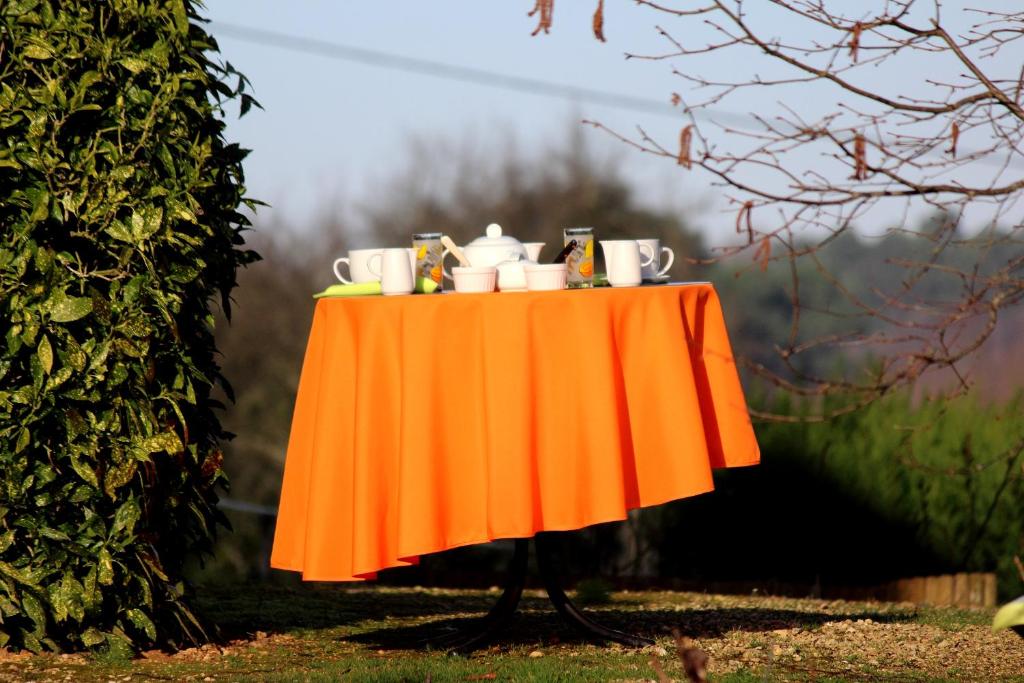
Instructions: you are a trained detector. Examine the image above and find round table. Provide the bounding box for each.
[271,283,760,649]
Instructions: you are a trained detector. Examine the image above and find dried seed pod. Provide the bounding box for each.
[593,0,605,42]
[849,21,862,62]
[528,0,554,36]
[677,125,693,169]
[853,133,868,180]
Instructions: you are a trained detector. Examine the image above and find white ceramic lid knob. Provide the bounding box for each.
[486,223,502,239]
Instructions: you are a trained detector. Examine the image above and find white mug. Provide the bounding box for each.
[600,240,655,288]
[368,248,416,296]
[333,248,384,284]
[637,239,675,279]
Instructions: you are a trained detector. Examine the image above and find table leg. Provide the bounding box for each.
[431,538,529,654]
[534,532,654,648]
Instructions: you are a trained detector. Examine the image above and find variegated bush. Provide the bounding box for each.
[0,0,258,652]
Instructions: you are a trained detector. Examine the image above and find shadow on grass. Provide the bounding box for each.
[347,604,913,651]
[197,583,915,651]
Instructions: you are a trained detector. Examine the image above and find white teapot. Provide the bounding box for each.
[443,223,536,292]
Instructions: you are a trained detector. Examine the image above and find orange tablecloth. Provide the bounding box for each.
[271,284,759,581]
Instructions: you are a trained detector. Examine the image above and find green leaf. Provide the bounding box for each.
[103,461,136,497]
[20,630,42,654]
[45,365,73,391]
[87,340,111,372]
[82,567,101,611]
[993,596,1024,633]
[119,57,149,74]
[21,592,46,632]
[0,561,42,587]
[167,199,197,223]
[125,608,156,640]
[49,296,92,323]
[69,455,99,488]
[47,581,68,623]
[29,188,49,221]
[70,485,93,503]
[15,427,30,454]
[37,334,52,375]
[23,43,53,60]
[71,71,102,108]
[39,528,70,542]
[111,498,141,537]
[49,574,84,624]
[81,628,105,647]
[105,220,133,243]
[136,574,152,609]
[97,548,114,586]
[3,0,40,17]
[140,431,183,455]
[157,144,176,177]
[130,207,163,241]
[64,336,87,372]
[171,1,188,33]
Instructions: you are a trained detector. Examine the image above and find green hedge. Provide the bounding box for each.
[0,0,257,651]
[766,392,1024,593]
[652,391,1023,599]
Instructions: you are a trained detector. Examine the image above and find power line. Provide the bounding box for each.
[219,497,277,517]
[209,20,755,127]
[210,21,1023,172]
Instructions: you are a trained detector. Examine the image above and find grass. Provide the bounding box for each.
[0,585,1021,682]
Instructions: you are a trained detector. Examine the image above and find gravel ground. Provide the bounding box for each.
[0,587,1020,681]
[612,590,1024,681]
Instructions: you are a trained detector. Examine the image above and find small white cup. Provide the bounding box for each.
[452,266,497,293]
[368,248,417,296]
[524,263,567,291]
[637,239,675,279]
[333,248,384,284]
[522,242,545,262]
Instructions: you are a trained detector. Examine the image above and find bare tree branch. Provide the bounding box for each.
[539,0,1024,415]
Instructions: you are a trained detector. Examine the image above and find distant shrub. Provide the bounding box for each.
[773,392,1024,593]
[0,0,257,651]
[648,391,1023,599]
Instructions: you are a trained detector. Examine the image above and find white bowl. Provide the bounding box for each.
[452,266,497,293]
[524,263,567,291]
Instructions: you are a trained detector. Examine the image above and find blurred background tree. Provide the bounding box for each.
[208,127,1022,597]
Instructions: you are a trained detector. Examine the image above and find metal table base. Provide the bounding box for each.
[433,534,653,654]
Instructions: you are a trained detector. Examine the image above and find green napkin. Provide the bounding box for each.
[313,277,438,298]
[314,282,381,298]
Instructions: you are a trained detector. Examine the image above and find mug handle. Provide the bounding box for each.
[638,242,655,268]
[658,246,675,276]
[441,249,455,282]
[333,257,353,284]
[367,252,382,278]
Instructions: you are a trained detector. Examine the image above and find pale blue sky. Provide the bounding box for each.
[203,1,1017,241]
[205,1,709,233]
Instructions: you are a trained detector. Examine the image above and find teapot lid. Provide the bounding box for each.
[466,223,524,250]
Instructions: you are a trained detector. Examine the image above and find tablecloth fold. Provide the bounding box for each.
[271,284,759,581]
